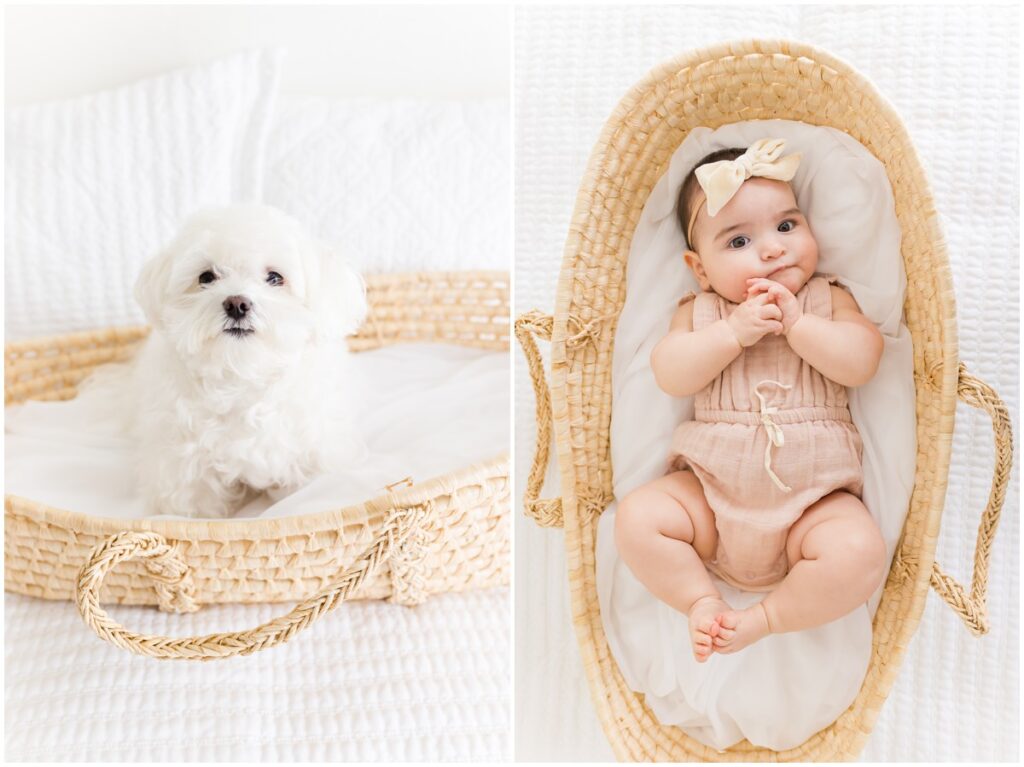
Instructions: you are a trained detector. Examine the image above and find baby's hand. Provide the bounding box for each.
[745,278,802,334]
[726,292,784,347]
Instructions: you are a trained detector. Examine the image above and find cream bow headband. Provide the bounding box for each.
[685,138,802,246]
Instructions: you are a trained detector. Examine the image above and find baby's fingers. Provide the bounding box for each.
[744,281,771,300]
[759,304,783,321]
[768,285,796,306]
[744,290,773,305]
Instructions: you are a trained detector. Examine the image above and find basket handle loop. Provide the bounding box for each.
[930,364,1013,636]
[514,310,564,528]
[75,503,431,660]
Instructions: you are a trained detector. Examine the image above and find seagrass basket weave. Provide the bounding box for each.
[6,270,510,660]
[515,40,1012,761]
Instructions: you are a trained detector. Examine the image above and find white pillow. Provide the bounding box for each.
[263,97,510,273]
[4,49,283,340]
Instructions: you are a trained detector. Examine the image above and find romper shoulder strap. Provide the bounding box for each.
[802,274,846,320]
[684,290,720,331]
[677,291,697,307]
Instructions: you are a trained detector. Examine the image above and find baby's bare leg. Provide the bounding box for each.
[713,491,887,654]
[615,470,727,661]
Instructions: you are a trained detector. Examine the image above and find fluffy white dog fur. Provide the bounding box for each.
[115,204,367,518]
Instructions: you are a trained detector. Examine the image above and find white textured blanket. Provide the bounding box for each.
[4,589,509,762]
[515,5,1019,762]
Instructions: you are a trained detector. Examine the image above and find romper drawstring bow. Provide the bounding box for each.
[753,380,793,493]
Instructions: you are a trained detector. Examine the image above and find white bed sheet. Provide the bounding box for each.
[4,588,510,762]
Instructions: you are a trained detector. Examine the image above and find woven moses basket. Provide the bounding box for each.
[6,270,510,660]
[516,40,1012,761]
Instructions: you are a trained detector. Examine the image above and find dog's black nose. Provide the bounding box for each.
[223,295,251,320]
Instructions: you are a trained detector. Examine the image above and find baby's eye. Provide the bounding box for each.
[778,220,796,232]
[728,235,750,249]
[266,271,285,286]
[198,270,217,285]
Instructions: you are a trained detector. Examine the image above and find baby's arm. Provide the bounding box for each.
[651,294,782,396]
[786,286,883,386]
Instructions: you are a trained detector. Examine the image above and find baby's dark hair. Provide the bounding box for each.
[676,147,746,247]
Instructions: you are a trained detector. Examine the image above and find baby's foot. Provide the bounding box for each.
[687,595,731,663]
[712,602,771,655]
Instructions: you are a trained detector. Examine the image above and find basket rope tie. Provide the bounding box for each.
[384,484,430,606]
[75,502,432,660]
[143,544,200,614]
[889,548,918,585]
[387,519,430,605]
[526,489,613,528]
[515,310,614,528]
[564,312,616,349]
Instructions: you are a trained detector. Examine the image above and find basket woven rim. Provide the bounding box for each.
[5,452,509,541]
[4,268,510,357]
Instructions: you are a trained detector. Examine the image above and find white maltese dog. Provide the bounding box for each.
[119,204,367,517]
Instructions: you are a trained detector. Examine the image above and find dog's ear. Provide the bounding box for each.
[134,247,175,329]
[308,241,368,341]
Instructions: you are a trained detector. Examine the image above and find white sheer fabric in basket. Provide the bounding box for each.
[5,344,508,521]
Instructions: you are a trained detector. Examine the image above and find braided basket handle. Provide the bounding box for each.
[75,504,430,660]
[930,364,1013,636]
[514,311,565,528]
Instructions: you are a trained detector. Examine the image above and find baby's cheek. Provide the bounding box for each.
[720,277,751,304]
[706,260,752,303]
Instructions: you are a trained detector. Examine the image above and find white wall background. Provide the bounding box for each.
[5,4,510,104]
[515,4,1019,762]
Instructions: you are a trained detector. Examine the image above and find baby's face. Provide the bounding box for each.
[687,178,819,303]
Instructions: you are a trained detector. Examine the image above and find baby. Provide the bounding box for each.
[614,139,889,662]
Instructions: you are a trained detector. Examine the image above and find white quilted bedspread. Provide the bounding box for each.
[264,96,509,274]
[4,589,509,762]
[514,5,1019,762]
[6,93,511,761]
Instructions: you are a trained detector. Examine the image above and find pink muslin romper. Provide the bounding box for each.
[669,275,864,591]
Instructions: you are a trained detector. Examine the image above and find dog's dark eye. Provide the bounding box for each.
[266,271,284,286]
[198,270,217,285]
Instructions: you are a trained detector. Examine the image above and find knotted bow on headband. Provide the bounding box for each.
[685,138,802,246]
